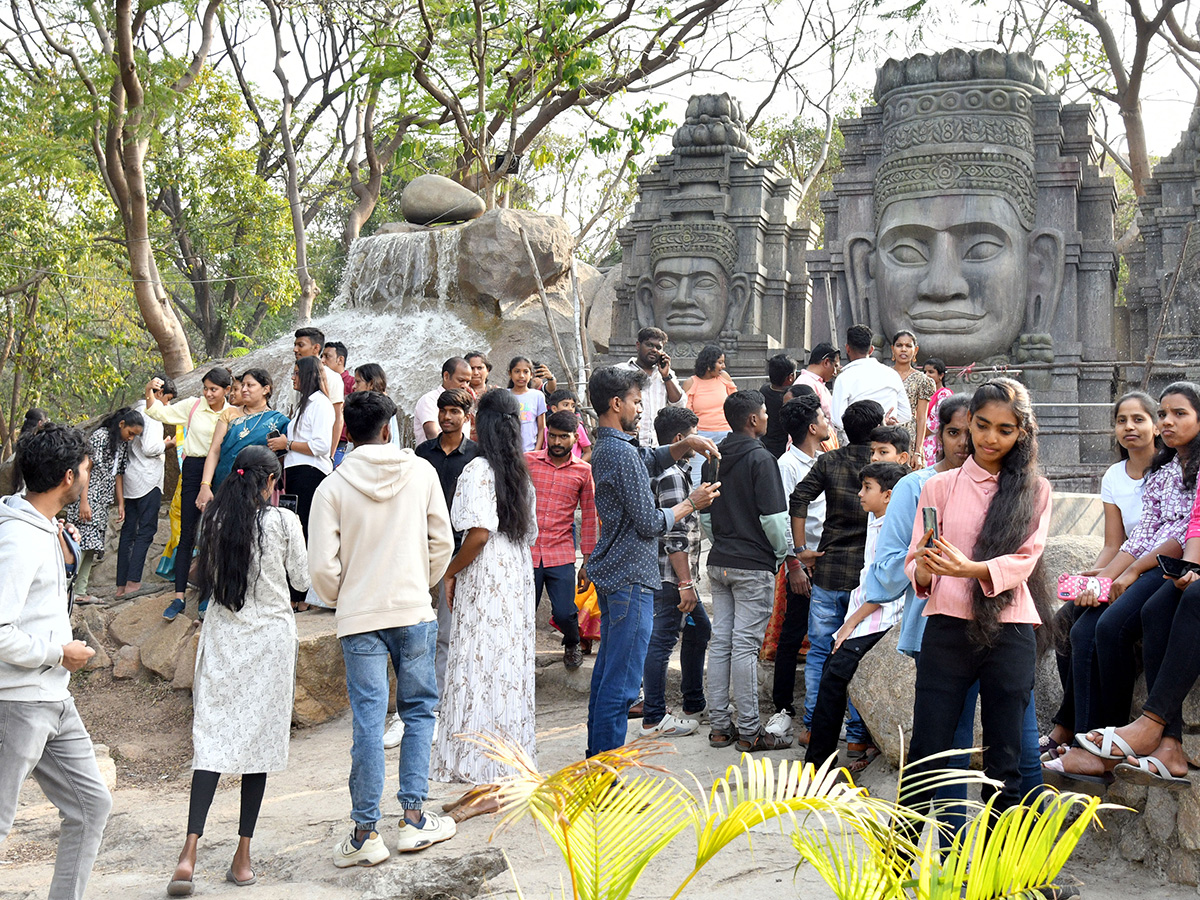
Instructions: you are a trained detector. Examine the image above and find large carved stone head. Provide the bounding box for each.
[846,49,1065,365]
[635,221,750,344]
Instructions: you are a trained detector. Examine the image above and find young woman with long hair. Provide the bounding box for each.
[196,369,289,511]
[166,446,309,895]
[682,344,737,487]
[890,331,935,469]
[267,356,333,537]
[432,388,537,821]
[902,378,1052,816]
[1048,382,1200,785]
[353,363,401,447]
[1042,392,1160,772]
[63,407,144,604]
[920,358,953,466]
[145,367,232,621]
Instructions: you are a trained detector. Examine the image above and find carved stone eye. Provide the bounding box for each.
[888,243,928,265]
[962,237,1004,261]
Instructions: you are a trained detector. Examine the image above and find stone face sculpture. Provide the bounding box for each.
[805,48,1119,474]
[844,49,1064,366]
[609,93,812,376]
[636,222,749,343]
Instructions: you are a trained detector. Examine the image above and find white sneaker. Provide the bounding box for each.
[395,811,457,852]
[640,712,699,737]
[765,711,794,739]
[383,714,405,749]
[333,829,391,867]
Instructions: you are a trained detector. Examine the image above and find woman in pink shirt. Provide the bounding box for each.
[1072,455,1200,789]
[901,378,1052,817]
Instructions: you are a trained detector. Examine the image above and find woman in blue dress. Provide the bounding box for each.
[197,369,289,512]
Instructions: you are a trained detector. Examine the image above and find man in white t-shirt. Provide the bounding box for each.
[412,358,473,444]
[294,327,345,453]
[616,326,684,447]
[830,324,910,440]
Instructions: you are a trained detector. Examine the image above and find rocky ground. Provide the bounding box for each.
[0,626,1192,900]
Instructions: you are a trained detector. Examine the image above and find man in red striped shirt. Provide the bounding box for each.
[526,410,599,670]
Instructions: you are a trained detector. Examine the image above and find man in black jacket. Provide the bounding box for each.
[701,390,790,752]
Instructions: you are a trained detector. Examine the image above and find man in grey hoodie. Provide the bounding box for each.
[0,423,112,900]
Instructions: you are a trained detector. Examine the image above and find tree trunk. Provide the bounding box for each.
[1121,98,1152,196]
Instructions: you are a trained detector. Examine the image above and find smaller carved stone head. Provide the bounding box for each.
[635,222,750,344]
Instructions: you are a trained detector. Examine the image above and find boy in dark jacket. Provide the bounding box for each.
[700,390,790,751]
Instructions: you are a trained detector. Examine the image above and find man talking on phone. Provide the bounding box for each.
[0,423,112,899]
[618,327,684,448]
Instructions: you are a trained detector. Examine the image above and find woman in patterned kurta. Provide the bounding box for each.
[63,408,143,602]
[890,331,935,469]
[167,446,309,894]
[433,389,537,821]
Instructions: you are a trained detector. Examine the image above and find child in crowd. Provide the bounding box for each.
[640,407,711,737]
[508,356,547,452]
[804,461,908,771]
[869,425,910,467]
[547,389,592,462]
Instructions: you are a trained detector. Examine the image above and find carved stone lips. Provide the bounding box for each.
[909,307,986,333]
[666,311,707,325]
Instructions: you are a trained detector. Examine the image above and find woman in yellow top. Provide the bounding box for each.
[144,367,233,622]
[682,344,737,488]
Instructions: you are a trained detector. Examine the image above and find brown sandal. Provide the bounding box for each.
[441,784,498,813]
[447,791,500,823]
[708,729,737,748]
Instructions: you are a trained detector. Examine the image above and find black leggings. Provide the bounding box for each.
[1140,579,1200,741]
[186,770,267,838]
[175,458,206,594]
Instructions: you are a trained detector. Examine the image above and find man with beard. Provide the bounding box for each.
[617,327,684,448]
[584,367,720,758]
[525,411,599,671]
[0,423,112,898]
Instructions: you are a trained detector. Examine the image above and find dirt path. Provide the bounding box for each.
[0,678,1183,900]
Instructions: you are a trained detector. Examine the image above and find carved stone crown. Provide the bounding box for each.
[671,93,753,156]
[649,222,738,273]
[873,48,1044,230]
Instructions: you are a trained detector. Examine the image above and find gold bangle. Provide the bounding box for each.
[200,481,211,487]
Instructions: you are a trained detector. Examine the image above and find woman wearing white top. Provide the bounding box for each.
[352,363,401,448]
[267,356,333,537]
[1043,390,1160,764]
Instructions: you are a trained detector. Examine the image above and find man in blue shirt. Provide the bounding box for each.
[585,367,720,758]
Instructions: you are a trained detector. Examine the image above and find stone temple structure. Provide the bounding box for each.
[1124,97,1200,390]
[806,49,1119,472]
[607,93,814,378]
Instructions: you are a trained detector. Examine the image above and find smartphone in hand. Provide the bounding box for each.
[922,507,939,547]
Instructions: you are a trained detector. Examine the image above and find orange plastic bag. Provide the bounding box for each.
[550,582,601,643]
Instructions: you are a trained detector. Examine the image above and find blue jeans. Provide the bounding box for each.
[535,563,580,646]
[341,621,439,828]
[587,584,654,757]
[643,584,711,724]
[804,584,866,742]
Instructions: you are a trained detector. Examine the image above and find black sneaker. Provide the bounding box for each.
[563,644,583,670]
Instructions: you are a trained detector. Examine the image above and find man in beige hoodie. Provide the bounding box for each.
[308,391,456,866]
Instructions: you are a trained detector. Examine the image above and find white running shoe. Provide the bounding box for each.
[640,712,699,737]
[333,829,391,867]
[765,710,794,739]
[383,714,405,749]
[395,811,457,852]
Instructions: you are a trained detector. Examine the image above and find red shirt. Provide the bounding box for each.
[526,449,598,567]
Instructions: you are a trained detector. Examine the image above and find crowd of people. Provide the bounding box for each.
[7,320,1200,899]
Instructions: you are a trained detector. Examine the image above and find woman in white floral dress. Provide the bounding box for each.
[167,445,309,896]
[433,389,537,821]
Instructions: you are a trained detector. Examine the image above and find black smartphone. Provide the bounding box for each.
[266,428,281,440]
[709,456,720,483]
[922,507,939,547]
[1157,555,1200,579]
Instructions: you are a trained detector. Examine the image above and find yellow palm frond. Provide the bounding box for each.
[792,823,905,900]
[914,790,1119,900]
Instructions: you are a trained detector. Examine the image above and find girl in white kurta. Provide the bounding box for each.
[167,446,309,896]
[432,389,537,818]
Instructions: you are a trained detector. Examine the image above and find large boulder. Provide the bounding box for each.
[401,174,485,226]
[292,613,349,726]
[457,209,575,311]
[586,263,620,354]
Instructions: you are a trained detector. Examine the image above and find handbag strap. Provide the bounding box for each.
[180,398,203,459]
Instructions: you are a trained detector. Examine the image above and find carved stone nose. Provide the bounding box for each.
[918,234,969,303]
